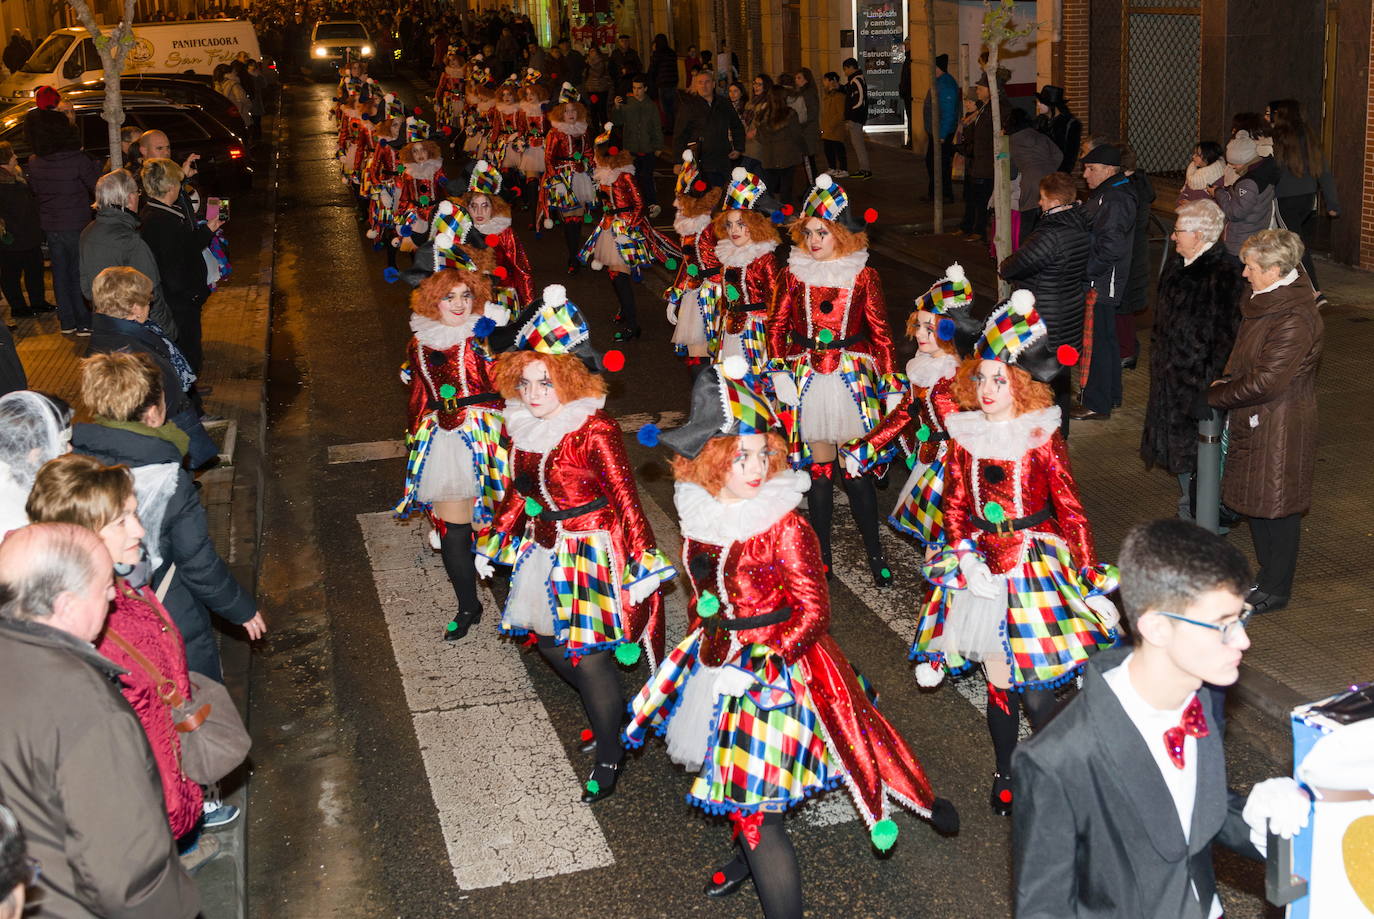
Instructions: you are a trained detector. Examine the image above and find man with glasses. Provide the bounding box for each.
[1012,519,1310,919]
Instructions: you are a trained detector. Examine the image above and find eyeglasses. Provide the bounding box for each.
[24,856,40,886]
[1154,607,1253,645]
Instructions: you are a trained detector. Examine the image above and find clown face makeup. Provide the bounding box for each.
[973,359,1015,421]
[438,282,477,326]
[719,433,774,503]
[517,359,563,418]
[913,308,941,354]
[800,217,837,260]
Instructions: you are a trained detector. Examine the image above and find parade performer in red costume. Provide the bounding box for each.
[516,77,549,199]
[489,76,524,177]
[434,51,466,131]
[703,168,785,380]
[914,290,1120,816]
[665,150,724,381]
[627,367,958,919]
[579,123,679,342]
[537,84,595,274]
[477,285,675,803]
[395,269,509,640]
[767,173,895,587]
[393,139,446,253]
[840,264,979,547]
[458,159,534,305]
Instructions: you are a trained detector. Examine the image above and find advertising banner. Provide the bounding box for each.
[855,0,904,128]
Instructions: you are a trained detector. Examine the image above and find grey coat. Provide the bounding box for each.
[79,206,178,338]
[1213,157,1280,257]
[1009,127,1063,211]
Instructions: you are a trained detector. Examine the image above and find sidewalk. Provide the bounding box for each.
[10,119,279,918]
[838,135,1374,721]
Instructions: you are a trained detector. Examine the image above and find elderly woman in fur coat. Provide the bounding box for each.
[1139,199,1242,518]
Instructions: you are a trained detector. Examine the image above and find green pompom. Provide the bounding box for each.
[419,195,431,206]
[750,643,770,657]
[585,778,601,794]
[614,642,642,666]
[818,329,834,344]
[665,258,679,270]
[573,152,583,161]
[439,383,457,399]
[445,620,459,632]
[947,651,967,669]
[880,567,891,579]
[725,284,740,301]
[584,213,595,223]
[686,264,699,278]
[983,501,1006,524]
[524,496,544,516]
[870,818,899,852]
[697,591,720,617]
[915,424,931,443]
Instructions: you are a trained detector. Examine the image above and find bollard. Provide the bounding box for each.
[1196,408,1223,533]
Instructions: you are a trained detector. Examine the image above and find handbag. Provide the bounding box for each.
[105,585,251,785]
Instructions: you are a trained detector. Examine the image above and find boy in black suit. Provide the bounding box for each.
[1013,519,1310,919]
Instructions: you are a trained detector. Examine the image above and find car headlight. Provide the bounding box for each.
[312,45,327,58]
[360,45,373,57]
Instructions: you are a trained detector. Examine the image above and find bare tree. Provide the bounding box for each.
[66,0,138,170]
[924,0,943,233]
[981,0,1033,297]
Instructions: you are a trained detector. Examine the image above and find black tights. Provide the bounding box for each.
[536,637,624,764]
[719,812,803,919]
[987,685,1057,774]
[561,221,582,262]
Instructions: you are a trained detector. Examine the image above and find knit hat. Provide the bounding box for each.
[33,85,60,110]
[466,159,502,196]
[975,289,1074,382]
[915,263,981,355]
[406,115,433,142]
[654,362,778,458]
[801,173,878,233]
[1226,131,1258,166]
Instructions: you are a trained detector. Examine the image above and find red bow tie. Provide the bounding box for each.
[1163,695,1209,769]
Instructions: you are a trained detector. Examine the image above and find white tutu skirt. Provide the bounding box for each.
[671,289,709,347]
[505,543,557,636]
[571,171,596,206]
[929,575,1008,661]
[799,371,866,444]
[664,661,725,772]
[415,427,479,504]
[519,146,546,175]
[498,141,522,171]
[720,332,744,361]
[592,231,630,273]
[463,134,482,155]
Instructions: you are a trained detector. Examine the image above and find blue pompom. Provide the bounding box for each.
[770,210,785,224]
[936,317,956,341]
[473,316,496,337]
[372,241,384,251]
[636,423,660,447]
[383,267,400,284]
[399,224,413,237]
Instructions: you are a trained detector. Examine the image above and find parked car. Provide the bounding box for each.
[309,21,372,78]
[58,76,245,140]
[0,94,252,189]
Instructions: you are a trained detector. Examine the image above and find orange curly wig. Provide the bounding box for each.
[400,140,442,164]
[410,270,493,319]
[711,207,781,245]
[675,185,723,219]
[951,358,1054,413]
[787,216,868,256]
[670,432,790,495]
[458,190,512,222]
[493,351,608,402]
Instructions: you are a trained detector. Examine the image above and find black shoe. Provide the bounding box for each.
[869,556,894,589]
[566,259,580,276]
[930,796,960,835]
[580,759,623,803]
[1069,404,1110,421]
[990,772,1013,817]
[1246,588,1289,615]
[8,306,37,318]
[612,326,641,342]
[703,861,751,897]
[443,609,479,641]
[1121,355,1138,371]
[33,301,57,313]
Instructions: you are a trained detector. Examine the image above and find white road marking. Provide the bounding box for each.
[356,511,615,890]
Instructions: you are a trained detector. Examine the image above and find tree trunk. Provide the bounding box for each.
[67,0,136,171]
[985,47,1012,298]
[925,0,941,234]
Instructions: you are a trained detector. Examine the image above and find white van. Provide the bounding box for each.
[0,19,261,102]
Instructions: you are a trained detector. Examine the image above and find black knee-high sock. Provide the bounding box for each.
[1021,688,1058,732]
[438,523,480,616]
[572,649,625,764]
[561,221,581,261]
[806,466,835,570]
[841,472,885,563]
[536,634,579,687]
[986,687,1020,774]
[610,272,638,329]
[738,812,803,919]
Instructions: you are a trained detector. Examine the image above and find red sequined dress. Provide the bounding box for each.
[707,235,782,376]
[577,163,678,275]
[536,119,594,226]
[666,214,721,356]
[473,215,534,306]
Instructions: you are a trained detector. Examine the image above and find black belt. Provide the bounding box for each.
[541,495,608,521]
[430,391,498,410]
[607,205,633,214]
[926,431,949,443]
[725,300,767,313]
[809,333,866,351]
[970,505,1052,535]
[703,606,791,633]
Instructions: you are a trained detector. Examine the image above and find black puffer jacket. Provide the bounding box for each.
[1081,174,1137,311]
[999,203,1091,352]
[72,421,255,680]
[1140,241,1242,474]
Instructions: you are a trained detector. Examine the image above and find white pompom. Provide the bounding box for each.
[543,283,568,306]
[590,259,603,271]
[385,92,396,102]
[475,159,490,173]
[915,661,946,688]
[485,302,511,326]
[434,231,456,251]
[1009,288,1035,314]
[428,528,441,550]
[543,218,555,229]
[731,166,747,182]
[721,355,748,380]
[682,149,694,163]
[815,173,833,189]
[945,262,965,284]
[603,121,613,132]
[365,228,378,239]
[437,199,455,216]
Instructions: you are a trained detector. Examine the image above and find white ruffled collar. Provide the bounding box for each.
[594,164,634,184]
[553,119,587,136]
[905,350,961,389]
[673,212,712,237]
[503,396,605,454]
[496,101,520,114]
[520,101,545,116]
[715,238,777,268]
[411,313,477,350]
[405,159,441,181]
[786,247,869,288]
[945,406,1061,461]
[674,471,810,546]
[474,215,512,235]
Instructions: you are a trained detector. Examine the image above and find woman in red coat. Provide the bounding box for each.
[395,269,509,640]
[704,168,785,380]
[766,174,895,586]
[477,285,675,802]
[627,368,957,919]
[457,159,534,306]
[27,454,205,839]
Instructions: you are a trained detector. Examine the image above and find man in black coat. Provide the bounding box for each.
[1014,519,1310,919]
[1076,144,1135,420]
[673,69,744,188]
[2,30,32,74]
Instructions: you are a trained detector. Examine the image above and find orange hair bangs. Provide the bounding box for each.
[670,432,790,495]
[493,351,608,402]
[786,216,868,255]
[711,207,781,245]
[951,358,1054,413]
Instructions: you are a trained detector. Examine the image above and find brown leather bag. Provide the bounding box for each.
[106,589,251,785]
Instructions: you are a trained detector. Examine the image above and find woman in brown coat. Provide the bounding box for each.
[1208,228,1323,614]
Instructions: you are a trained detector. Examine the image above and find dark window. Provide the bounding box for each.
[78,112,115,151]
[314,22,367,40]
[131,109,212,144]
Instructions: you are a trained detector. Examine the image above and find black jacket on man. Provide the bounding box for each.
[1081,174,1137,311]
[673,92,745,180]
[1013,646,1262,919]
[999,203,1091,352]
[844,70,868,124]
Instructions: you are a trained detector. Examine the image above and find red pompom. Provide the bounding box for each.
[589,93,599,103]
[692,179,706,192]
[608,145,619,155]
[580,728,594,742]
[492,266,508,280]
[441,125,453,136]
[1056,344,1080,365]
[413,106,422,115]
[780,204,794,216]
[511,185,523,196]
[863,207,878,224]
[711,872,726,885]
[485,233,501,246]
[998,789,1013,804]
[601,349,626,372]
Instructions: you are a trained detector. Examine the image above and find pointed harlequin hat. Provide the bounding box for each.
[723,166,783,216]
[523,68,542,85]
[916,262,981,355]
[510,284,618,373]
[466,159,502,196]
[594,121,622,154]
[675,149,707,197]
[801,173,879,233]
[381,92,405,120]
[430,201,488,271]
[406,115,432,142]
[976,289,1073,383]
[500,72,521,91]
[655,359,778,458]
[557,81,581,105]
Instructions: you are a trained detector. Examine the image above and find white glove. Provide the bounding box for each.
[399,366,413,385]
[666,300,679,326]
[1084,594,1121,630]
[841,452,863,478]
[474,555,495,579]
[958,553,1000,599]
[1243,777,1311,855]
[715,664,758,698]
[625,576,659,606]
[771,372,799,407]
